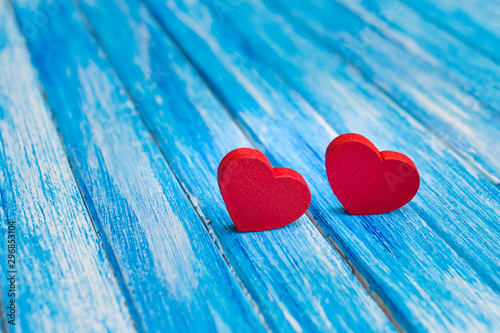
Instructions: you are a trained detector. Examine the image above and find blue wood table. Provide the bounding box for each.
[1,0,499,331]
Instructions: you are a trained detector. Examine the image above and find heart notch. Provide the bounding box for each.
[218,148,311,232]
[325,133,420,215]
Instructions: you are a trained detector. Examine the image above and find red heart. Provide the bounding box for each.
[218,148,311,232]
[325,133,420,215]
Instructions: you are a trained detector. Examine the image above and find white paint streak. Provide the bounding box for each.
[77,61,200,300]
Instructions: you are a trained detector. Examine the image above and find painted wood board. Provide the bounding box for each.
[198,0,500,291]
[11,0,267,331]
[403,0,500,63]
[143,0,500,331]
[269,0,500,183]
[0,2,135,331]
[334,0,500,117]
[77,0,396,331]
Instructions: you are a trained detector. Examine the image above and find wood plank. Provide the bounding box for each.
[269,0,500,183]
[143,0,500,331]
[77,0,397,331]
[403,0,500,63]
[333,0,500,117]
[0,2,135,331]
[11,0,267,331]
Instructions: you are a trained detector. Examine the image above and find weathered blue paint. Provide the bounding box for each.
[404,0,500,63]
[3,0,500,330]
[336,0,500,116]
[12,0,267,331]
[198,0,500,289]
[0,2,135,331]
[143,0,500,331]
[77,0,396,332]
[264,0,500,288]
[269,0,500,182]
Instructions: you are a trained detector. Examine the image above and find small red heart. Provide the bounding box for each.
[218,148,311,232]
[325,133,420,215]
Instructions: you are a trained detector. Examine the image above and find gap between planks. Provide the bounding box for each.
[305,211,404,333]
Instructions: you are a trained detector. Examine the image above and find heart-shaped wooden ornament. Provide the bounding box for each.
[325,133,420,215]
[218,148,311,232]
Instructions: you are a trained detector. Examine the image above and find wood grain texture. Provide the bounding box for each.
[403,0,500,63]
[270,0,500,183]
[142,0,500,331]
[77,0,396,331]
[11,0,266,331]
[0,2,135,331]
[334,0,500,117]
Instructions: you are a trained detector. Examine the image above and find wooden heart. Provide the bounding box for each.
[325,133,420,215]
[218,148,311,232]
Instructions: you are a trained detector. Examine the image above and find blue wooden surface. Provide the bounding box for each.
[268,0,500,183]
[404,0,500,63]
[0,2,135,331]
[143,0,500,331]
[11,0,267,331]
[77,0,396,332]
[265,0,500,290]
[336,0,500,116]
[1,0,500,331]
